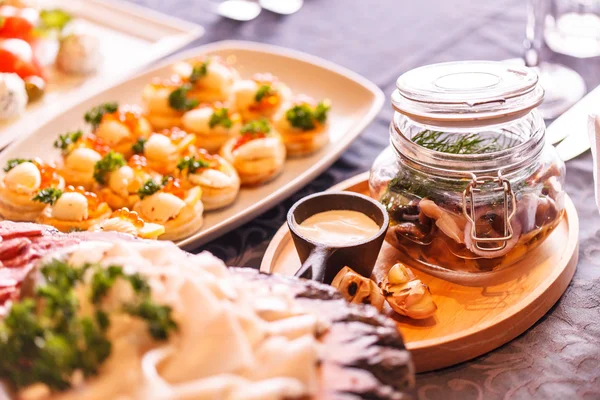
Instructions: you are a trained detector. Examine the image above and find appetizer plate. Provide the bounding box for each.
[0,0,203,149]
[0,41,385,249]
[260,172,579,373]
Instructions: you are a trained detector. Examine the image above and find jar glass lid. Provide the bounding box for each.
[392,61,545,126]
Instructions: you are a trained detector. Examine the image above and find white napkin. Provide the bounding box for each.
[589,113,600,213]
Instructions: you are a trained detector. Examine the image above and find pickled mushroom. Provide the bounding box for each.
[419,198,465,244]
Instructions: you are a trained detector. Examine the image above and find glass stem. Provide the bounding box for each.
[524,0,549,67]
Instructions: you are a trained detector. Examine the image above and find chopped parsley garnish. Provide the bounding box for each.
[132,138,147,155]
[4,158,32,172]
[168,84,198,111]
[54,131,83,152]
[0,259,177,391]
[255,84,273,102]
[177,156,210,174]
[84,102,118,129]
[209,107,233,129]
[286,100,331,131]
[189,60,210,83]
[314,101,331,123]
[240,119,270,135]
[123,299,177,340]
[93,151,125,185]
[32,188,63,205]
[137,179,163,199]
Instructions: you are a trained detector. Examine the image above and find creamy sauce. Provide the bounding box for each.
[296,210,380,246]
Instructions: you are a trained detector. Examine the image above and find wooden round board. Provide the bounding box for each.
[260,172,579,373]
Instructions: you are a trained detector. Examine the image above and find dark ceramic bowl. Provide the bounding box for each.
[287,191,389,283]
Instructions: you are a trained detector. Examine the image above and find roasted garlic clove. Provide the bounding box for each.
[331,266,384,311]
[381,263,437,319]
[387,262,413,285]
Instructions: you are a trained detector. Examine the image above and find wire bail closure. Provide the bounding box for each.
[462,171,516,252]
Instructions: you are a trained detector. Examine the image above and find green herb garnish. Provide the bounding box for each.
[0,259,177,392]
[240,119,270,135]
[177,156,210,174]
[209,107,233,129]
[314,100,331,123]
[4,158,32,172]
[189,60,210,83]
[123,299,177,340]
[255,84,273,102]
[39,9,72,31]
[53,131,83,152]
[32,188,63,205]
[132,138,147,155]
[411,130,519,155]
[286,100,331,130]
[84,102,118,129]
[168,84,198,111]
[93,151,125,185]
[137,179,163,199]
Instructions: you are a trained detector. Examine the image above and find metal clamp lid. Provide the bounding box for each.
[462,171,516,252]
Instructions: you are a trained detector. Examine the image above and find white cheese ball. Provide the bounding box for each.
[56,34,102,75]
[182,106,213,133]
[65,148,102,173]
[0,73,27,120]
[144,134,177,161]
[138,192,185,223]
[96,119,130,146]
[108,166,134,197]
[203,62,236,91]
[52,192,88,221]
[4,162,41,193]
[232,79,259,111]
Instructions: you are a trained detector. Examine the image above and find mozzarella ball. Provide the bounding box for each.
[108,166,134,197]
[96,119,130,146]
[51,192,88,221]
[4,162,41,193]
[144,134,177,161]
[203,62,236,90]
[137,192,185,223]
[56,34,102,75]
[232,80,258,111]
[65,148,102,172]
[0,73,27,120]
[182,106,212,133]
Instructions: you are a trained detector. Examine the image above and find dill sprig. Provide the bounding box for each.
[412,130,518,155]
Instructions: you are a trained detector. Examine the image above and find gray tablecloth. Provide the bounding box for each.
[130,1,600,398]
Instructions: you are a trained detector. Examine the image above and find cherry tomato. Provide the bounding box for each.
[0,6,38,40]
[0,38,45,80]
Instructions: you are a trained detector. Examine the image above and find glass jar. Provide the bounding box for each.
[369,61,565,282]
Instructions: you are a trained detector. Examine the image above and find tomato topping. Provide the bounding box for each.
[0,38,45,80]
[0,6,38,40]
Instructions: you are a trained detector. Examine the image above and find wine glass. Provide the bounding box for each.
[510,0,587,122]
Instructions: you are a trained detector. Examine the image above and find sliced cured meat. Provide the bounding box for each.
[0,237,31,261]
[0,220,46,240]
